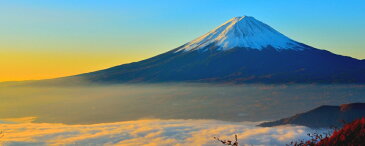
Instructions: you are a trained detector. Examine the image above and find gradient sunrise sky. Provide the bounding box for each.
[1,0,364,82]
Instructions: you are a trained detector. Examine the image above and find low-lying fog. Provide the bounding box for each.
[1,83,364,124]
[1,119,325,145]
[0,83,363,145]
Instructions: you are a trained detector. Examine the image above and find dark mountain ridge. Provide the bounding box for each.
[259,103,365,128]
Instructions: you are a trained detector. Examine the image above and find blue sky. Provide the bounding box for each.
[0,0,364,81]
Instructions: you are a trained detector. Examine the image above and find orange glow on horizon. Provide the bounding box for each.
[0,52,150,82]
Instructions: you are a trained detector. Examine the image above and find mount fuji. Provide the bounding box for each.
[45,16,365,84]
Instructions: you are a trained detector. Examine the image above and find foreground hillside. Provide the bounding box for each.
[288,118,365,146]
[315,118,365,146]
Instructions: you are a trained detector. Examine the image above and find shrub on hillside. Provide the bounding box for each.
[288,118,365,146]
[316,117,365,146]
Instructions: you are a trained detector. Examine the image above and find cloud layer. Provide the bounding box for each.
[0,119,319,146]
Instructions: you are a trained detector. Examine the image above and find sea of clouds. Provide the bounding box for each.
[0,118,324,146]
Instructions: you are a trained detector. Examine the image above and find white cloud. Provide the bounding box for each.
[0,119,319,146]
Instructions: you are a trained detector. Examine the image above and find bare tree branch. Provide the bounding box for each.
[214,134,239,146]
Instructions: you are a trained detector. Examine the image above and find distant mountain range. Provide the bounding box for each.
[9,16,365,85]
[259,103,365,128]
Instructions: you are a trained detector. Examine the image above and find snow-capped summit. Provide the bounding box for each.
[177,16,304,52]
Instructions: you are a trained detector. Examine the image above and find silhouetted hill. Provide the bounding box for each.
[259,103,365,128]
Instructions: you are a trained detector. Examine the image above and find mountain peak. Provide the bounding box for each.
[231,16,254,21]
[176,16,305,52]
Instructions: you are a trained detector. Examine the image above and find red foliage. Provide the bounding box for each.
[316,117,365,146]
[288,118,365,146]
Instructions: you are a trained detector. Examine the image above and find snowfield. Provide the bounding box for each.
[177,16,304,52]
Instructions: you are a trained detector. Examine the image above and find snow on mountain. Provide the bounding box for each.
[177,16,305,52]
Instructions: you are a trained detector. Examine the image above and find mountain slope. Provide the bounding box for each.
[79,46,365,84]
[259,103,365,128]
[27,16,365,84]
